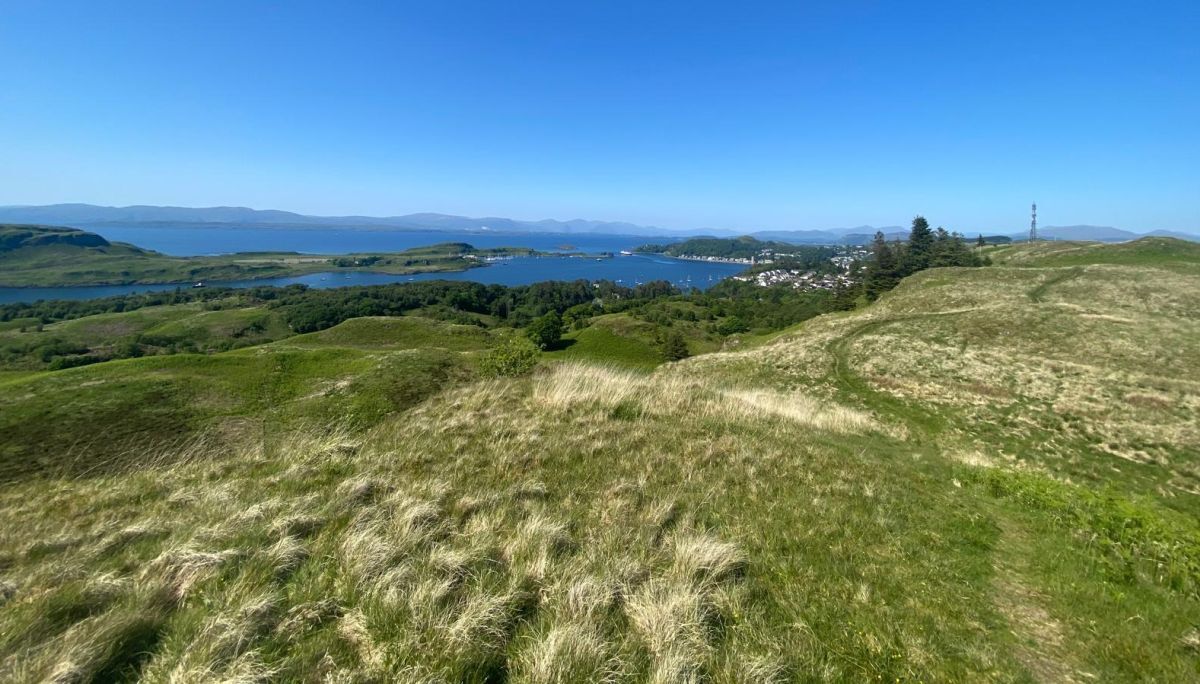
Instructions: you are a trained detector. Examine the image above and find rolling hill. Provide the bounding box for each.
[0,238,1198,680]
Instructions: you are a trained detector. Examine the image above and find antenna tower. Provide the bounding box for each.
[1030,202,1038,242]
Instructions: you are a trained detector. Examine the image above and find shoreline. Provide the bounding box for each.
[0,261,487,289]
[0,251,628,289]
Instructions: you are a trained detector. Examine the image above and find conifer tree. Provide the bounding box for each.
[905,216,934,273]
[661,331,690,361]
[864,231,900,299]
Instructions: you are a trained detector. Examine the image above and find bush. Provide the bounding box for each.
[48,354,104,370]
[479,337,541,377]
[661,332,690,361]
[526,311,564,350]
[716,316,749,336]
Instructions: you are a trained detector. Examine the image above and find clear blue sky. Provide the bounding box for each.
[1,1,1196,233]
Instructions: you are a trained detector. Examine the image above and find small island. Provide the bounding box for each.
[0,224,537,288]
[634,235,810,263]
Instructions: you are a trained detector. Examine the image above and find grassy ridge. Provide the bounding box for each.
[1,239,1199,680]
[986,236,1200,271]
[0,316,485,482]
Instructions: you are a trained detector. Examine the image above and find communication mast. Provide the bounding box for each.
[1030,202,1038,242]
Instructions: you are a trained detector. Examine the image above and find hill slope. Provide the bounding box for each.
[1,241,1199,681]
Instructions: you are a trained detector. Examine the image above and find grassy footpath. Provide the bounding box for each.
[1,240,1198,681]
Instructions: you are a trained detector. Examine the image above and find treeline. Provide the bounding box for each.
[635,236,803,260]
[0,287,253,325]
[269,279,679,333]
[613,279,851,330]
[0,279,678,335]
[862,217,988,299]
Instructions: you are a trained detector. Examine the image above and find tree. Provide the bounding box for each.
[716,316,749,336]
[525,311,563,350]
[976,234,986,248]
[479,336,540,377]
[563,303,598,330]
[904,216,933,273]
[661,332,690,361]
[863,231,901,299]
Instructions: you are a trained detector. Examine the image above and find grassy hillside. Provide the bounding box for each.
[986,236,1200,272]
[278,316,493,352]
[0,224,520,286]
[546,311,732,370]
[0,300,293,369]
[1,240,1199,681]
[0,316,488,482]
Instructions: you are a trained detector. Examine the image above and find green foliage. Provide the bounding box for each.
[977,468,1200,597]
[284,316,491,352]
[270,280,649,334]
[0,301,289,369]
[715,316,749,336]
[660,331,690,361]
[863,231,900,299]
[478,336,541,377]
[562,302,600,329]
[544,318,662,370]
[905,215,934,272]
[636,235,826,261]
[525,311,564,350]
[862,216,985,300]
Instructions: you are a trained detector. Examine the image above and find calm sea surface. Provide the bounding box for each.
[84,224,651,256]
[0,226,745,304]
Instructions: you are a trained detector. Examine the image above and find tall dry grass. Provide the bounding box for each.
[0,412,780,681]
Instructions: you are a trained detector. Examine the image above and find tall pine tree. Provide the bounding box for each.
[864,231,900,299]
[904,216,934,274]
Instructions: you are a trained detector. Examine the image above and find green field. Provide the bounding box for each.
[1,238,1198,681]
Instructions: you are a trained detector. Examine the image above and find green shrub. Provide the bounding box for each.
[660,331,690,361]
[479,337,541,377]
[526,311,564,350]
[716,316,749,336]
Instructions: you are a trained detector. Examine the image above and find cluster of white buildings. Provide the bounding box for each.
[732,269,855,291]
[730,249,869,290]
[675,254,765,265]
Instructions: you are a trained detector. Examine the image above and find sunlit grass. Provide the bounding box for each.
[2,239,1200,680]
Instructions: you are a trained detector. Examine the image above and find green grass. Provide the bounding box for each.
[2,239,1200,681]
[546,312,731,370]
[278,316,493,352]
[548,320,662,369]
[0,369,41,385]
[0,301,295,369]
[0,344,472,483]
[987,236,1200,272]
[0,318,42,332]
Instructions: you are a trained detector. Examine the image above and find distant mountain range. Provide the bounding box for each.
[0,203,1195,244]
[0,203,679,237]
